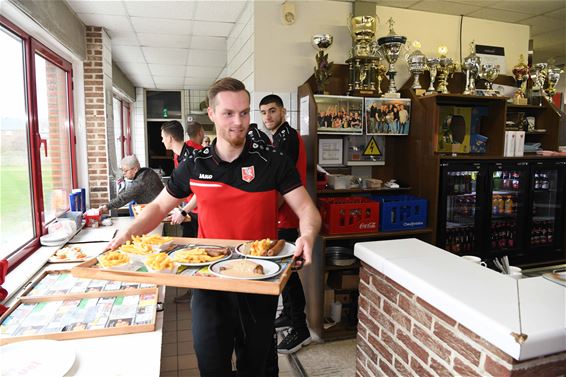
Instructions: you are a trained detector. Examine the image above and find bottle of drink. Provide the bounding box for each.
[504,196,514,215]
[547,222,554,243]
[502,171,509,189]
[498,195,505,215]
[492,195,499,215]
[512,171,520,190]
[534,172,541,190]
[541,173,549,190]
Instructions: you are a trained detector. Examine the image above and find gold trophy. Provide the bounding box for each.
[377,18,407,98]
[479,63,500,95]
[436,46,453,94]
[312,34,334,94]
[346,15,382,96]
[545,65,563,101]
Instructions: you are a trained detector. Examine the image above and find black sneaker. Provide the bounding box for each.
[274,314,292,331]
[174,290,192,303]
[277,328,312,354]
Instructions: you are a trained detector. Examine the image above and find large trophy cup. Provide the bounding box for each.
[406,41,427,96]
[346,16,382,96]
[312,34,334,94]
[530,63,547,105]
[377,18,407,98]
[426,57,440,94]
[545,64,563,101]
[436,46,453,94]
[512,55,529,104]
[462,42,481,95]
[478,63,500,95]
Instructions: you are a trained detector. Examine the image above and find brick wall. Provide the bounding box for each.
[356,262,566,377]
[83,26,109,207]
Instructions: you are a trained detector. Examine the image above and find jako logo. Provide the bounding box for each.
[199,174,213,179]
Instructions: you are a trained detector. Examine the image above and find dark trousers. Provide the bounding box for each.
[191,289,278,377]
[278,228,307,329]
[181,212,198,237]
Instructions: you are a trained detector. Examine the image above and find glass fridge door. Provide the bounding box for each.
[529,166,560,250]
[487,163,528,253]
[442,168,479,254]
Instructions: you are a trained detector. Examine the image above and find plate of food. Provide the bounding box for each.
[170,246,232,266]
[49,245,87,263]
[209,259,281,280]
[235,239,295,260]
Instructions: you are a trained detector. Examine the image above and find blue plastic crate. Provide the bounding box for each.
[372,195,428,232]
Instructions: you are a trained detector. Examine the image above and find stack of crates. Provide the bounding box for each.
[373,195,428,232]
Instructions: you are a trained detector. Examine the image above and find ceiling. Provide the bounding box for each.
[65,0,565,90]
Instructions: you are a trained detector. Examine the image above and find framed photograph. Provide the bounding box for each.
[314,95,363,135]
[364,98,411,136]
[318,138,344,166]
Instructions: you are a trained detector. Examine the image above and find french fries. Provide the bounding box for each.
[146,253,175,272]
[98,251,129,267]
[118,241,154,256]
[248,239,274,256]
[132,234,172,245]
[172,248,224,264]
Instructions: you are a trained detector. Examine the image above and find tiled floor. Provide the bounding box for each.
[159,287,299,377]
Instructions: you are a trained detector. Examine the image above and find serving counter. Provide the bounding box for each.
[354,238,566,377]
[1,217,165,376]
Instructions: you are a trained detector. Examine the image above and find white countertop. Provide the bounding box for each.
[2,217,165,376]
[354,238,566,361]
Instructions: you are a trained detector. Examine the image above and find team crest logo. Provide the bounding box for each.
[241,166,255,183]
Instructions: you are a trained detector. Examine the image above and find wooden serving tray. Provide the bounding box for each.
[71,238,294,296]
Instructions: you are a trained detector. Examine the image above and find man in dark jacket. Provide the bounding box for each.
[98,155,163,212]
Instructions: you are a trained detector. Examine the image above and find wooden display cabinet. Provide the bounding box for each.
[298,65,432,340]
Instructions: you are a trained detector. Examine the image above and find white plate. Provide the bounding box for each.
[170,246,232,266]
[0,339,76,376]
[235,241,295,260]
[209,259,281,280]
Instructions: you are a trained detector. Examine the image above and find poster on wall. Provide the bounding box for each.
[364,98,411,136]
[314,95,363,135]
[318,138,344,166]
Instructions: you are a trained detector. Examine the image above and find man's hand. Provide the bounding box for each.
[98,204,108,213]
[106,228,131,251]
[293,233,315,266]
[170,209,188,225]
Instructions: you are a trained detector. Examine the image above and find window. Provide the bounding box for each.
[113,97,132,162]
[0,24,35,258]
[0,18,76,266]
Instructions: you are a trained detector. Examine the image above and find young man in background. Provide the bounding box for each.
[259,94,311,354]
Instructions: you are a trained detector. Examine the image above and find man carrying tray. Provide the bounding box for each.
[107,77,321,377]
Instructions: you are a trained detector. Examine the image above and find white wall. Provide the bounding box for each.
[375,6,530,85]
[132,88,147,166]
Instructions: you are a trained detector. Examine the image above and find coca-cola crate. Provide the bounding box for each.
[318,197,379,235]
[373,195,427,232]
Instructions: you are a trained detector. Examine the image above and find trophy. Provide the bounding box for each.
[530,63,547,105]
[406,41,427,95]
[436,46,453,94]
[426,57,440,94]
[312,34,334,94]
[545,66,563,100]
[512,55,529,104]
[346,16,382,96]
[377,18,407,98]
[462,42,481,95]
[479,63,500,95]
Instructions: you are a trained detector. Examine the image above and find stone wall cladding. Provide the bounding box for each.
[356,262,566,377]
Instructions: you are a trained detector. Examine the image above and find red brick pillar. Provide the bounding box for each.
[83,26,109,208]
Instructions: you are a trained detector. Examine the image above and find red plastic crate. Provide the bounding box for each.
[318,197,379,235]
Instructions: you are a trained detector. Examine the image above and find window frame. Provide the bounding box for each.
[1,16,77,270]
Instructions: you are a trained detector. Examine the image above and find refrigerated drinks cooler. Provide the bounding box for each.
[438,159,566,266]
